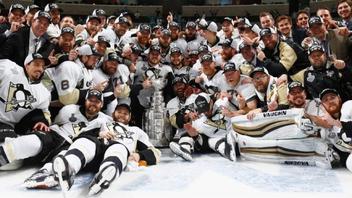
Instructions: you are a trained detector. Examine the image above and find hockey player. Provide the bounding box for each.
[217,62,257,117]
[0,53,51,143]
[75,14,101,46]
[52,103,161,195]
[45,44,103,118]
[313,89,352,171]
[167,75,192,140]
[169,92,236,162]
[13,89,110,188]
[130,44,174,127]
[246,67,289,120]
[92,51,130,115]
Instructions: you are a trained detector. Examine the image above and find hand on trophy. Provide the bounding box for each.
[142,78,153,89]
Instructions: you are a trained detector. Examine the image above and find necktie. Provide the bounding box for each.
[34,38,39,52]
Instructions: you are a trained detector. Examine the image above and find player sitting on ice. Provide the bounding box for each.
[52,103,161,195]
[169,92,236,162]
[14,90,110,189]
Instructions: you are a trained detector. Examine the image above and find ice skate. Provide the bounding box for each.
[52,155,74,191]
[88,164,118,196]
[24,169,58,189]
[169,142,193,161]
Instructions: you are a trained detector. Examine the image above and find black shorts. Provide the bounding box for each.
[0,122,16,143]
[27,130,69,164]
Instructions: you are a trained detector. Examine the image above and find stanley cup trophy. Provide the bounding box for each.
[143,71,172,147]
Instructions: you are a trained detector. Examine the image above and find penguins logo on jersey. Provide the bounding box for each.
[72,122,87,136]
[5,82,37,112]
[113,123,134,142]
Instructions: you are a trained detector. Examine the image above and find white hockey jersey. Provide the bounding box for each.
[50,104,111,143]
[46,60,92,97]
[106,122,155,154]
[185,93,231,138]
[0,59,51,127]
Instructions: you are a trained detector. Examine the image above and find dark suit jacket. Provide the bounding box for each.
[0,26,52,66]
[291,28,308,46]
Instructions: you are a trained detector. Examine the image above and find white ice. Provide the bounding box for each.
[0,149,351,198]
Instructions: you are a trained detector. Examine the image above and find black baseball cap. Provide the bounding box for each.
[44,3,63,13]
[198,45,209,54]
[60,26,75,36]
[249,67,269,78]
[170,47,182,55]
[169,21,180,29]
[33,11,52,22]
[138,24,151,33]
[308,16,323,27]
[86,15,101,23]
[97,36,111,47]
[25,4,40,15]
[238,41,250,51]
[24,53,51,66]
[105,52,119,62]
[308,44,325,55]
[223,62,238,73]
[152,25,162,31]
[319,88,339,100]
[92,9,106,17]
[200,53,214,63]
[223,17,233,24]
[288,81,304,92]
[220,38,236,48]
[172,75,188,85]
[115,16,129,25]
[115,103,131,112]
[259,28,273,39]
[161,29,171,37]
[86,89,104,103]
[149,45,161,53]
[186,21,196,29]
[9,4,25,14]
[107,15,117,21]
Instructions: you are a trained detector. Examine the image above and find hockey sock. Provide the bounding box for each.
[102,144,128,171]
[2,135,42,163]
[64,138,96,174]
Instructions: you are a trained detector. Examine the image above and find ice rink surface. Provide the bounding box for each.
[0,149,351,198]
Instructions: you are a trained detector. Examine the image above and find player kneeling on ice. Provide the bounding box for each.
[52,103,161,195]
[169,92,237,161]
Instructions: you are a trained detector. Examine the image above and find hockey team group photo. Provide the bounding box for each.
[0,0,352,197]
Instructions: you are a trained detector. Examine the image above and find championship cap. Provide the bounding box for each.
[60,26,75,36]
[319,88,339,100]
[249,67,269,78]
[223,62,238,73]
[44,3,63,13]
[33,10,51,22]
[9,3,25,14]
[24,53,50,66]
[288,81,304,92]
[86,89,104,103]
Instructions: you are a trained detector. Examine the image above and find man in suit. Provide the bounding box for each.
[276,15,308,46]
[0,3,25,45]
[0,11,52,67]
